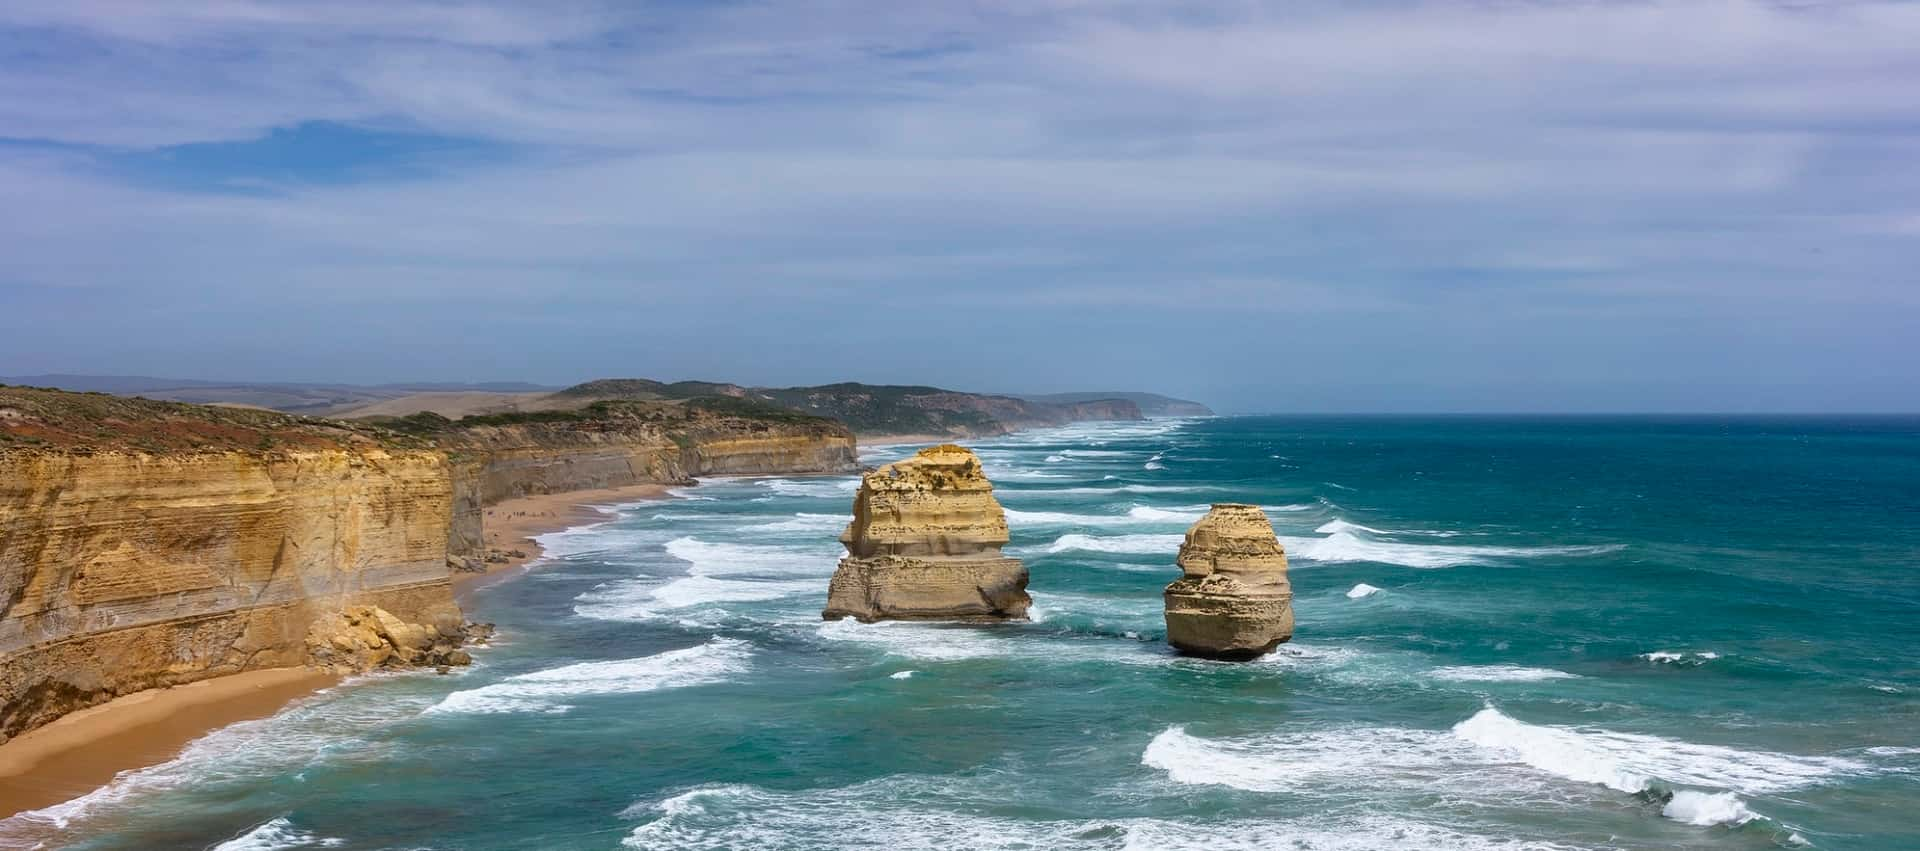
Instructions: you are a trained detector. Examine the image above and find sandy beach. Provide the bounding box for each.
[0,483,673,823]
[0,668,341,819]
[454,483,674,598]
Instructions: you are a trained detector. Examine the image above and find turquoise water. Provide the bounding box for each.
[6,416,1918,850]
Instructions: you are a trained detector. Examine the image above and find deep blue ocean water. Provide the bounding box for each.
[5,416,1917,850]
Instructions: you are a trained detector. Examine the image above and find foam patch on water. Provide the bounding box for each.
[890,670,916,680]
[815,620,1002,661]
[620,781,1577,850]
[741,513,848,533]
[1042,533,1186,555]
[1450,705,1865,828]
[1429,665,1580,682]
[1142,725,1479,793]
[758,478,860,499]
[1661,790,1759,827]
[1279,531,1623,569]
[1126,504,1205,522]
[209,818,344,850]
[1640,651,1721,666]
[429,638,750,715]
[1346,583,1383,598]
[663,537,837,577]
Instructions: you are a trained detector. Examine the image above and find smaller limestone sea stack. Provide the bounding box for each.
[1163,504,1295,660]
[823,444,1031,622]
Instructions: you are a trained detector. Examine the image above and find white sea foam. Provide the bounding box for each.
[429,638,750,715]
[815,619,1001,661]
[890,671,916,680]
[1042,533,1186,555]
[664,537,836,577]
[1142,725,1478,793]
[1003,505,1203,528]
[621,781,1575,851]
[1316,518,1388,535]
[665,487,714,501]
[1044,454,1067,463]
[1429,665,1580,682]
[1346,583,1383,598]
[1279,531,1623,569]
[1126,504,1205,522]
[741,513,848,533]
[1640,651,1722,666]
[210,818,344,850]
[1661,790,1759,827]
[1450,706,1865,797]
[759,478,860,498]
[1001,484,1209,496]
[0,682,438,842]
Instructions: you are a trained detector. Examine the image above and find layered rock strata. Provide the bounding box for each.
[0,386,858,743]
[0,447,468,741]
[1163,504,1294,659]
[822,445,1029,622]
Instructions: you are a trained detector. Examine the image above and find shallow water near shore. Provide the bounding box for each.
[5,416,1918,850]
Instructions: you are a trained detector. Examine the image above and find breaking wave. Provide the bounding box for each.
[1280,531,1623,569]
[209,818,343,851]
[1042,533,1186,555]
[1429,665,1579,682]
[621,780,1576,850]
[429,638,750,715]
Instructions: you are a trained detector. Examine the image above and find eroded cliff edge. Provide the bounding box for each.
[0,387,856,743]
[822,444,1030,622]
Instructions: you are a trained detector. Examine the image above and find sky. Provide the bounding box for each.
[0,1,1916,413]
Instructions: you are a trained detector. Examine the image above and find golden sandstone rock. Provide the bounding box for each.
[822,445,1030,622]
[1163,504,1295,659]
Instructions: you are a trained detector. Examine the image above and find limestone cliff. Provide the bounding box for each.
[1162,504,1294,659]
[0,445,467,742]
[0,386,857,743]
[823,445,1030,622]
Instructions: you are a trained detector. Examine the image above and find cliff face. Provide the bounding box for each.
[0,386,858,743]
[0,447,462,741]
[823,445,1029,622]
[1162,504,1294,660]
[441,419,857,565]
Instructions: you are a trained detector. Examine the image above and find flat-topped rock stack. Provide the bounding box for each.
[1163,504,1295,659]
[822,444,1030,622]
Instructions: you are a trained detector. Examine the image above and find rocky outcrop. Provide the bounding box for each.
[1162,504,1294,660]
[822,445,1029,622]
[307,605,492,673]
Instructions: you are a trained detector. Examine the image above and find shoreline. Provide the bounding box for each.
[453,483,675,600]
[0,483,675,825]
[0,668,340,820]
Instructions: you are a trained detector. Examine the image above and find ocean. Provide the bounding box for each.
[5,416,1916,850]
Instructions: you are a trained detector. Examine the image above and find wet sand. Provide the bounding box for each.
[0,668,340,819]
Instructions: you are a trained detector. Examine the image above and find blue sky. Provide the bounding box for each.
[0,1,1915,412]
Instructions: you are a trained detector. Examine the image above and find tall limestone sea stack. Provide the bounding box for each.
[822,445,1031,622]
[1163,504,1295,659]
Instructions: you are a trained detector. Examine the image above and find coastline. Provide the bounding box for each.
[0,483,674,825]
[0,668,340,820]
[453,483,674,600]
